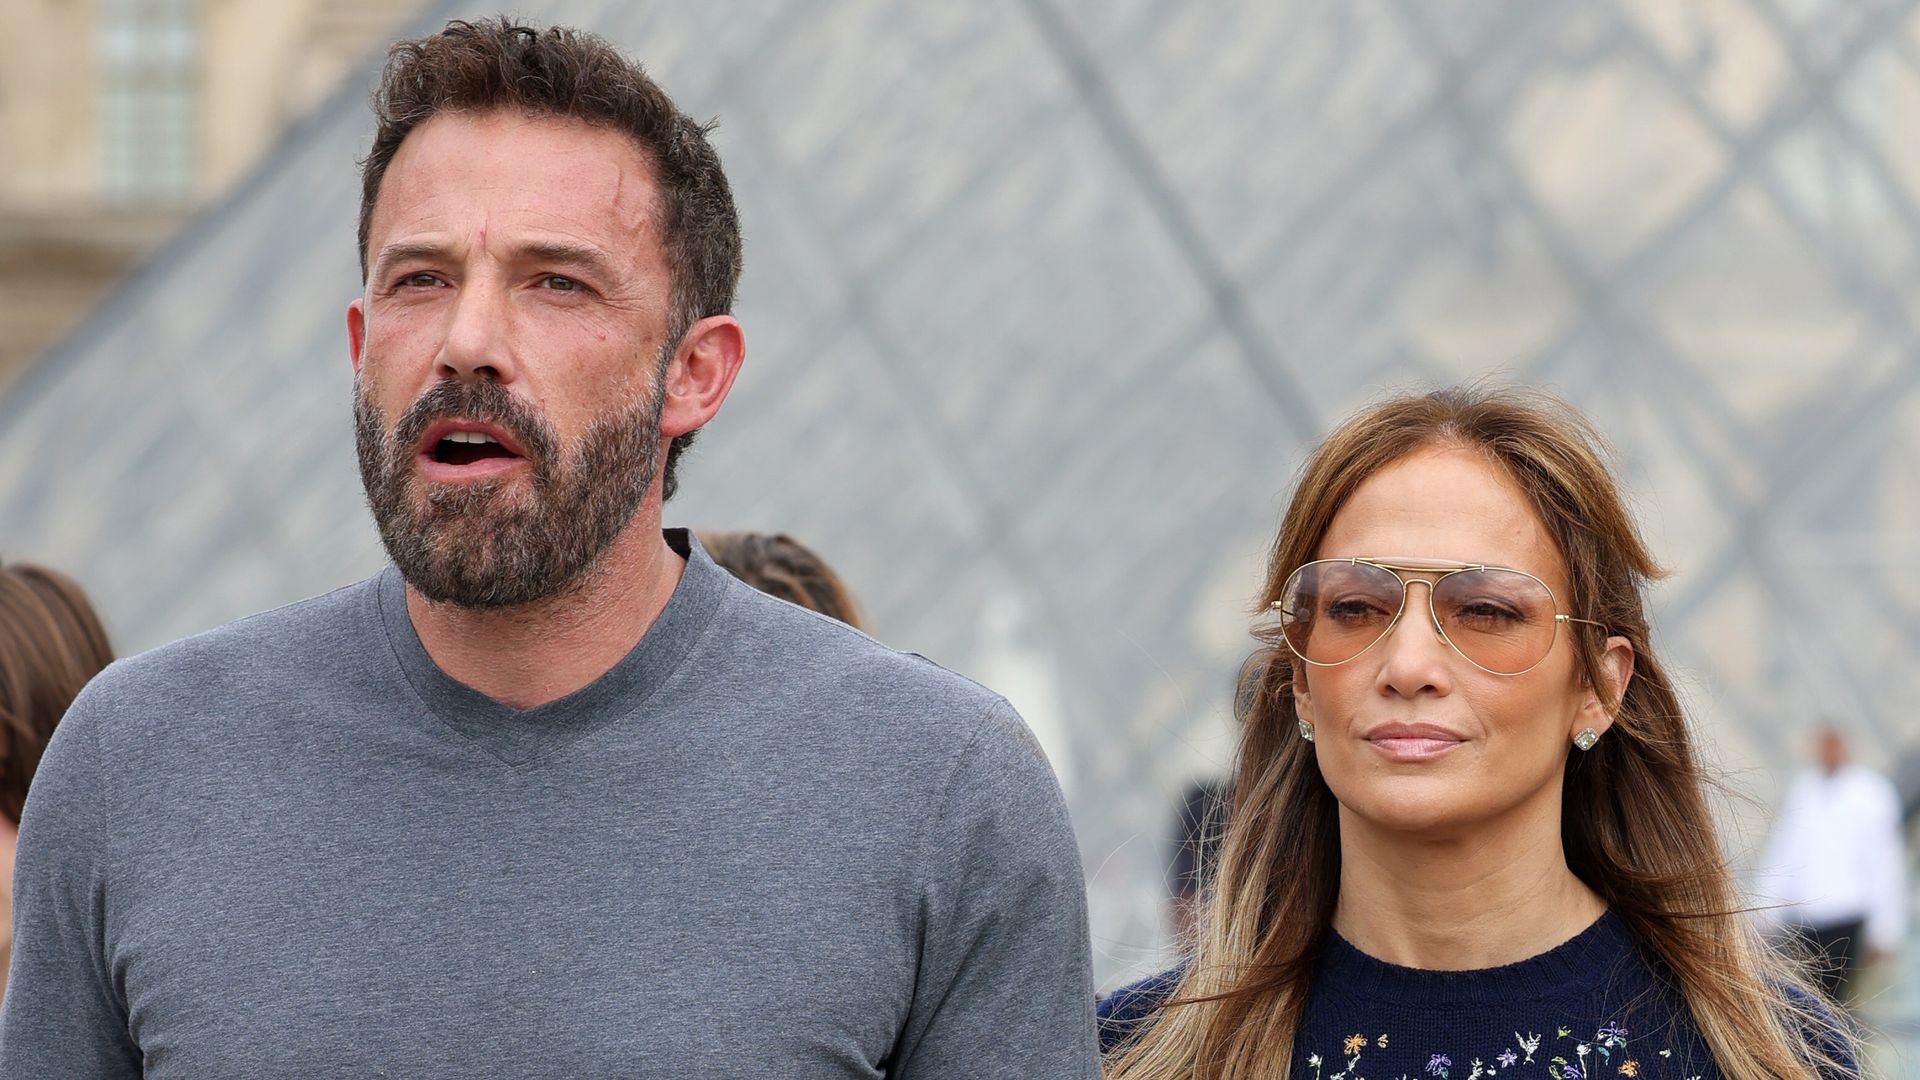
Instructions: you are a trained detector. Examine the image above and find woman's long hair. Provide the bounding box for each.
[1108,386,1851,1080]
[0,561,113,825]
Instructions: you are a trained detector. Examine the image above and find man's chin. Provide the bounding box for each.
[410,478,532,517]
[398,549,546,610]
[387,522,599,610]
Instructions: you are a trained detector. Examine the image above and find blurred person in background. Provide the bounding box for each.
[0,561,112,1006]
[1100,387,1854,1079]
[1754,723,1908,1006]
[1164,663,1257,946]
[696,529,866,630]
[1167,776,1228,947]
[0,17,1095,1079]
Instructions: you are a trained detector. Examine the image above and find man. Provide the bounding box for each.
[0,18,1098,1078]
[1755,723,1908,1005]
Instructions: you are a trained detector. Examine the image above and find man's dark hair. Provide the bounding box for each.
[358,17,742,500]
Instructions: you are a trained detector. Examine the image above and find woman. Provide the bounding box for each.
[1101,387,1851,1079]
[0,560,113,1001]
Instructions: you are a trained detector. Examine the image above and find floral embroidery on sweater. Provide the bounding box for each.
[1305,1022,1664,1080]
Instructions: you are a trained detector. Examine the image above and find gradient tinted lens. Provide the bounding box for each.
[1278,560,1405,665]
[1430,567,1560,674]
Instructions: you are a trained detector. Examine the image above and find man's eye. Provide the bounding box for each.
[398,272,442,288]
[539,275,582,292]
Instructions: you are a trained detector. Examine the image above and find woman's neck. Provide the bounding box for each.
[1330,799,1605,971]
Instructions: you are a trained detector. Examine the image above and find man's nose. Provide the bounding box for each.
[436,281,516,384]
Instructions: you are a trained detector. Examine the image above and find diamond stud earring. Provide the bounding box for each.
[1573,728,1600,751]
[1298,719,1315,742]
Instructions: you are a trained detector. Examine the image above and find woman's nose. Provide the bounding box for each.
[1373,578,1454,696]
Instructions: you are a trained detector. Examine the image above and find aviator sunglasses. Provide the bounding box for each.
[1270,558,1608,676]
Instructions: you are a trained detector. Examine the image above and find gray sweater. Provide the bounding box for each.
[0,531,1098,1078]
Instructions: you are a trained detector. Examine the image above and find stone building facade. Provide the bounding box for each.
[0,0,422,382]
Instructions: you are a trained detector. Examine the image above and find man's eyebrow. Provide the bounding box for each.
[369,240,624,281]
[370,241,452,276]
[513,241,621,280]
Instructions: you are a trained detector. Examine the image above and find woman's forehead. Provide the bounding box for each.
[1315,447,1569,589]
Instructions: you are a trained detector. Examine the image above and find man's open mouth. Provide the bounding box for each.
[415,420,529,473]
[431,430,520,466]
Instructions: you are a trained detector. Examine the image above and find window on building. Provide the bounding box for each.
[98,0,200,205]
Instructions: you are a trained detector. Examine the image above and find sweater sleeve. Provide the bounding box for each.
[889,701,1099,1079]
[1097,967,1184,1055]
[0,678,142,1076]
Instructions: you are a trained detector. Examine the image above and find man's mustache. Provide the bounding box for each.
[390,380,557,468]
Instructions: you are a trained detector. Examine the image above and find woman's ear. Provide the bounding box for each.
[1576,634,1635,738]
[1292,663,1316,727]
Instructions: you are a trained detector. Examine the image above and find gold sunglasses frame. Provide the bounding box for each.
[1270,557,1609,676]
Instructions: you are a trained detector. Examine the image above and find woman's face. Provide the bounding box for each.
[1293,445,1632,838]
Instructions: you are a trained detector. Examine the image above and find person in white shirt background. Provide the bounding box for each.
[1756,723,1910,1005]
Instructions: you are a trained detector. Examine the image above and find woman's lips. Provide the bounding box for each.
[1363,723,1466,762]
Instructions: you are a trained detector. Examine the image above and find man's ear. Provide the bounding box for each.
[347,298,367,376]
[1576,634,1635,739]
[658,315,745,440]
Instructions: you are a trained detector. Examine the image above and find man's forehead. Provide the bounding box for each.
[393,108,657,171]
[370,109,662,246]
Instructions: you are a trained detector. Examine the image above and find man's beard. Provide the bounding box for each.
[354,374,664,610]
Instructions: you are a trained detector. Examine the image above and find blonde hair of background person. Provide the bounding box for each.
[1105,387,1852,1080]
[695,530,867,630]
[0,561,113,998]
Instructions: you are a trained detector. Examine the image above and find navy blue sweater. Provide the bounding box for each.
[1100,912,1735,1079]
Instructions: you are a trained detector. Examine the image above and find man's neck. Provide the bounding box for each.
[404,519,684,709]
[1330,790,1605,971]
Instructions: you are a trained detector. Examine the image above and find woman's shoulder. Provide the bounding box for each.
[1096,967,1184,1055]
[1781,982,1861,1079]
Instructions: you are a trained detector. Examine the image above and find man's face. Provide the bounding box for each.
[348,110,675,608]
[1817,729,1847,774]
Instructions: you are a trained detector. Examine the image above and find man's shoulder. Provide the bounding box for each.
[710,576,1004,710]
[1840,765,1902,810]
[702,576,1034,757]
[35,576,383,807]
[69,575,382,734]
[114,574,375,675]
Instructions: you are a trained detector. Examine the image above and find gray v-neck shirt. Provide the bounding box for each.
[1,531,1098,1078]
